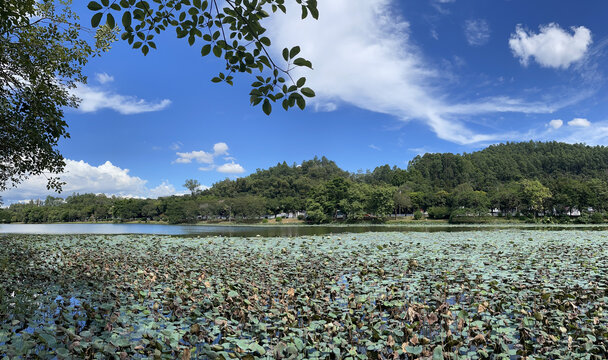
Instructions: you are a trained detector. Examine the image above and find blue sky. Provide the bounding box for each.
[3,0,608,203]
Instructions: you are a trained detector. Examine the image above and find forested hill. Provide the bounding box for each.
[208,156,349,199]
[407,141,608,191]
[207,141,608,196]
[4,141,608,224]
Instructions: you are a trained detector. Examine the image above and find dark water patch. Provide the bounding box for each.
[3,223,608,237]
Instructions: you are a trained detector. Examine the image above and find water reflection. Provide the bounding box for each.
[2,223,608,237]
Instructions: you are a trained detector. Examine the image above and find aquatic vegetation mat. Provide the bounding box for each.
[1,231,608,359]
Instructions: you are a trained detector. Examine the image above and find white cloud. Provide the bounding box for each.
[545,121,608,145]
[313,102,338,112]
[148,181,190,198]
[0,160,185,204]
[568,118,591,127]
[369,144,381,151]
[175,143,245,175]
[95,72,114,84]
[175,150,215,164]
[548,119,563,129]
[213,142,229,156]
[509,23,592,69]
[71,83,171,115]
[464,19,491,46]
[217,162,246,174]
[170,142,183,151]
[268,0,570,145]
[174,142,230,164]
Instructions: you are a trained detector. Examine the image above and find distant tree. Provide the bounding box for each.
[183,179,202,196]
[305,199,327,224]
[409,191,426,211]
[230,196,266,219]
[393,190,412,216]
[586,179,608,213]
[519,179,552,217]
[368,186,395,217]
[86,0,318,115]
[491,182,521,215]
[341,182,370,221]
[450,184,489,211]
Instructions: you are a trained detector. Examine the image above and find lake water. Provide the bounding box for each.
[2,223,608,237]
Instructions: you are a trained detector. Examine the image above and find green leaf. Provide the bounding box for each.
[259,37,271,47]
[296,77,306,88]
[282,48,289,61]
[142,45,149,56]
[106,13,116,28]
[201,44,211,56]
[290,46,301,58]
[56,348,70,358]
[213,45,222,57]
[122,12,132,28]
[309,5,319,19]
[296,96,305,110]
[38,332,56,347]
[262,99,272,115]
[91,12,103,27]
[300,87,315,98]
[293,58,312,69]
[294,338,304,351]
[87,1,103,11]
[433,346,443,360]
[406,346,423,355]
[250,342,266,355]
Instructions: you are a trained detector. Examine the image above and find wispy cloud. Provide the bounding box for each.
[408,147,433,156]
[369,144,381,151]
[268,0,580,145]
[95,72,114,84]
[170,141,183,151]
[464,19,491,46]
[71,83,171,115]
[431,0,455,14]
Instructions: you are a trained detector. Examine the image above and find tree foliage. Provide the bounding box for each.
[183,178,201,196]
[0,0,316,194]
[0,0,95,192]
[87,0,317,114]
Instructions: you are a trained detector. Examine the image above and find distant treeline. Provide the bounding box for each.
[2,141,608,224]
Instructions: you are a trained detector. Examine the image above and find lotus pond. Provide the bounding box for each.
[1,231,608,359]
